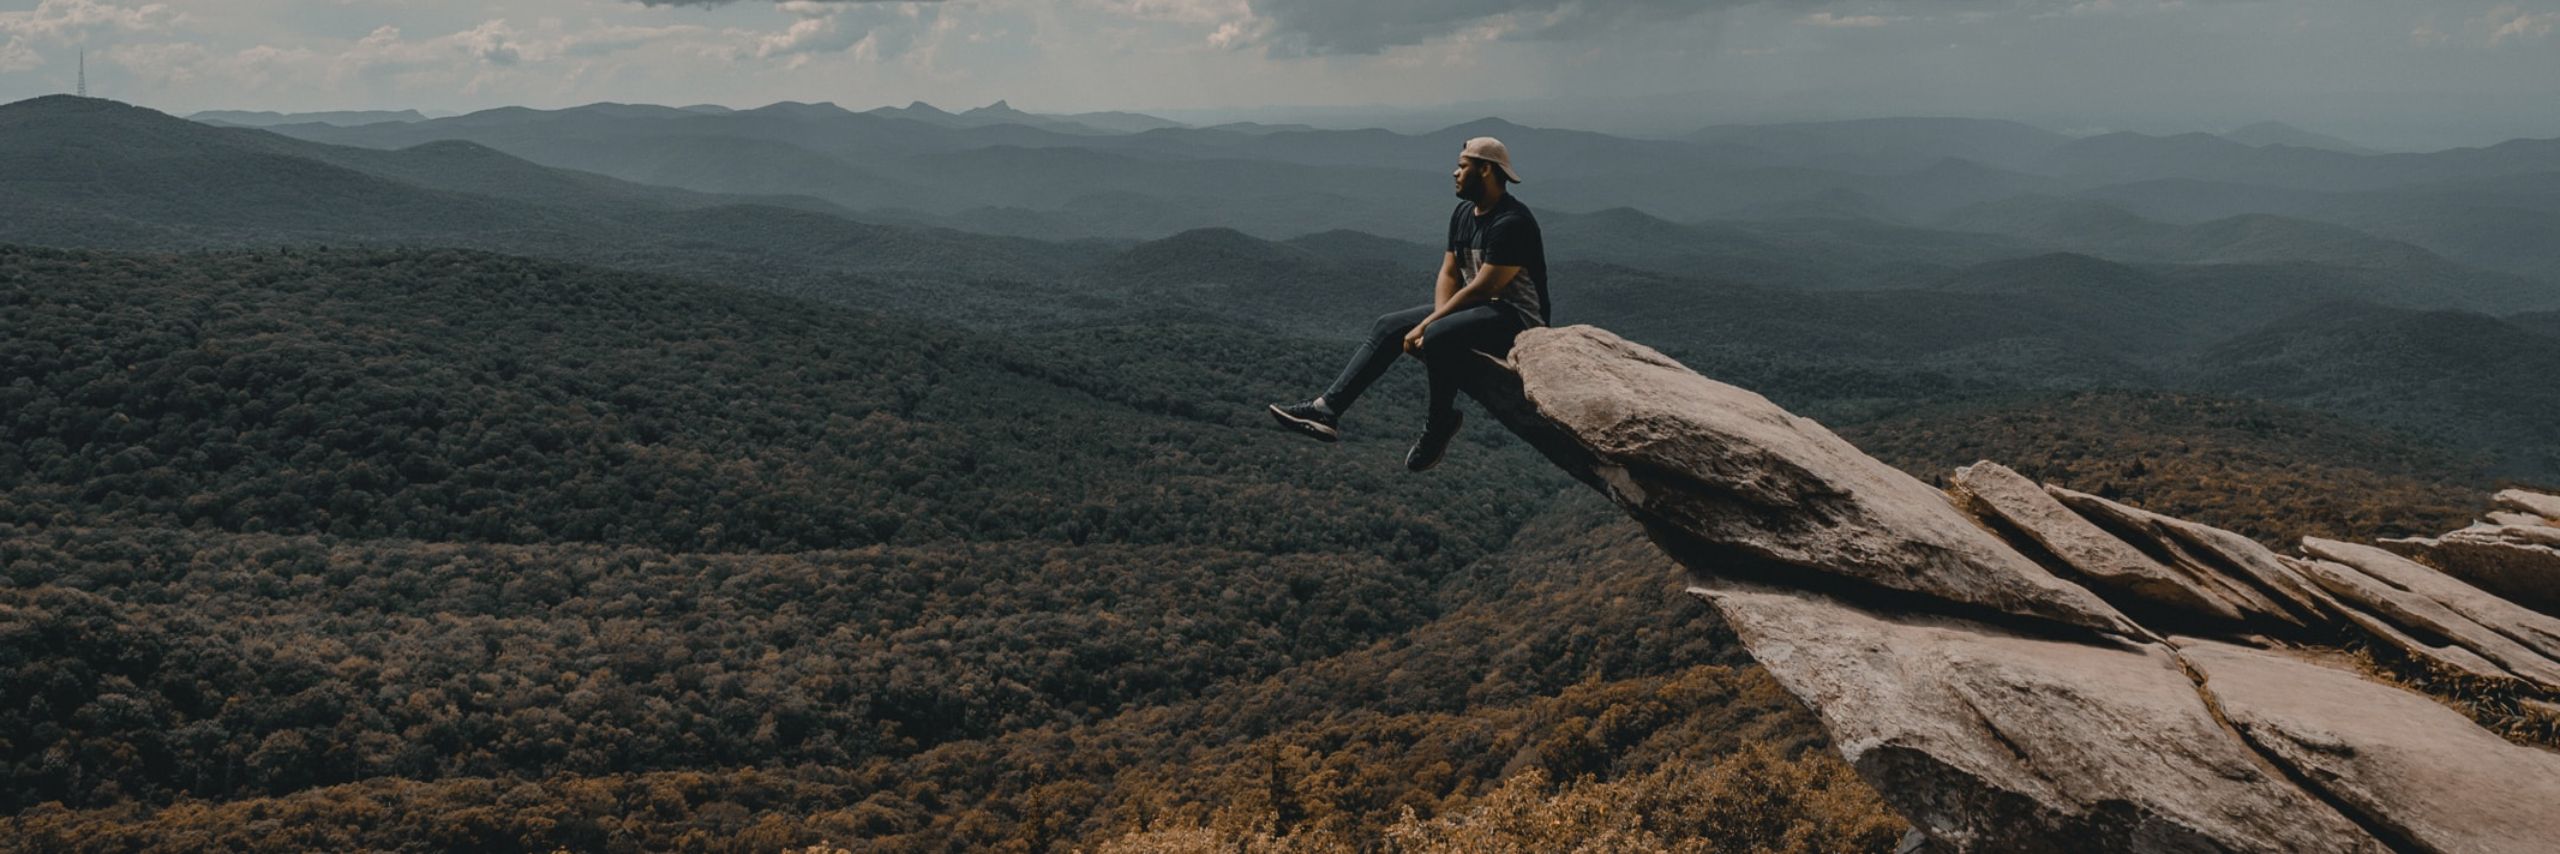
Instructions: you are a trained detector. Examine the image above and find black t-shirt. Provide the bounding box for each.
[1447,194,1549,327]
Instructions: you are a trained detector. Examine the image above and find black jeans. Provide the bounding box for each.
[1321,302,1528,422]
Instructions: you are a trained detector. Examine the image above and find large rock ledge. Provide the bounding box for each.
[1465,326,2560,853]
[1694,581,2381,853]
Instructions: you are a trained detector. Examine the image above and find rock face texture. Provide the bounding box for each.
[2299,538,2560,692]
[1946,462,2246,625]
[1468,326,2560,854]
[1479,325,2132,635]
[2382,518,2560,617]
[1697,582,2383,854]
[2044,487,2330,629]
[2183,640,2560,853]
[2496,489,2560,521]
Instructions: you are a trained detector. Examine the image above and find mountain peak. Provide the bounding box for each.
[4,94,128,116]
[1438,116,1527,137]
[2222,121,2374,154]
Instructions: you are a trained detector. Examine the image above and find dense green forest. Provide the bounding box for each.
[0,245,2526,851]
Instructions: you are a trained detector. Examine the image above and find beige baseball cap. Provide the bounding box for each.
[1461,136,1523,184]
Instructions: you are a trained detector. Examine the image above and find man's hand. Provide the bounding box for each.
[1403,320,1431,354]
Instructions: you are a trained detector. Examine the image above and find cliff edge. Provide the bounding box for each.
[1469,325,2560,853]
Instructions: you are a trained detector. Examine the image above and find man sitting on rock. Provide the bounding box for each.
[1267,136,1550,471]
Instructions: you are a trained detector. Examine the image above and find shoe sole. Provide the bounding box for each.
[1406,413,1463,472]
[1268,404,1340,443]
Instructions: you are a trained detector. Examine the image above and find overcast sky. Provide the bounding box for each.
[3,0,2556,147]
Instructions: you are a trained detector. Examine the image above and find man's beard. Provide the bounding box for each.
[1454,175,1486,202]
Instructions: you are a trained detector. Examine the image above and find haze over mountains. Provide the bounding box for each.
[11,93,2557,475]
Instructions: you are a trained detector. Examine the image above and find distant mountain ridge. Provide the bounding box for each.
[216,96,2560,258]
[866,99,1185,135]
[2222,121,2378,155]
[191,108,428,127]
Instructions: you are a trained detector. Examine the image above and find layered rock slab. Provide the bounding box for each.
[2044,487,2327,629]
[2183,640,2560,854]
[1692,582,2384,854]
[1489,326,2131,634]
[1947,462,2248,626]
[2381,524,2560,617]
[2299,539,2560,691]
[2483,511,2555,529]
[2283,552,2519,684]
[2495,489,2560,522]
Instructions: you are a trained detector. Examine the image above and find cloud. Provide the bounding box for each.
[1798,11,1896,27]
[0,41,38,72]
[718,2,945,65]
[1087,0,1250,25]
[1230,0,1736,56]
[556,24,715,58]
[455,20,522,66]
[0,0,180,42]
[2481,5,2555,46]
[0,0,182,70]
[631,0,947,6]
[754,14,862,58]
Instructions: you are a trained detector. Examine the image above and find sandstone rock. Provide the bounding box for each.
[2277,555,2520,683]
[1495,326,2131,635]
[1692,582,2384,854]
[2484,511,2554,529]
[2288,554,2560,692]
[2043,488,2324,627]
[2381,525,2560,616]
[1476,327,2560,853]
[1947,462,2250,625]
[2495,489,2560,521]
[2302,538,2560,666]
[2182,640,2560,854]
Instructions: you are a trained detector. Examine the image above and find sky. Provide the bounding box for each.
[2,0,2556,148]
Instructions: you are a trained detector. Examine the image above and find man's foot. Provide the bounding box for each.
[1405,411,1464,472]
[1267,399,1340,443]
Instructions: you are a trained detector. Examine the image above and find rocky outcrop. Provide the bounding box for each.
[2182,640,2560,852]
[1946,462,2247,625]
[1696,581,2383,853]
[1474,325,2132,635]
[2486,510,2555,528]
[1468,325,2560,854]
[2043,487,2330,630]
[2496,489,2560,521]
[2289,541,2560,692]
[2382,520,2560,616]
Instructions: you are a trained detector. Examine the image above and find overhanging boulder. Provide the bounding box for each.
[1464,326,2133,636]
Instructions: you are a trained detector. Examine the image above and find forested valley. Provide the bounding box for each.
[2,244,2514,851]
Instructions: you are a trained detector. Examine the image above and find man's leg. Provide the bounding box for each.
[1420,306,1525,419]
[1319,303,1436,414]
[1407,305,1525,471]
[1270,303,1434,442]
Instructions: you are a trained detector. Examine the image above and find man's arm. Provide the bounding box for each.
[1433,250,1462,310]
[1406,262,1523,352]
[1440,263,1522,314]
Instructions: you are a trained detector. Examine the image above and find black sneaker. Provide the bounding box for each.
[1405,411,1464,472]
[1267,399,1340,442]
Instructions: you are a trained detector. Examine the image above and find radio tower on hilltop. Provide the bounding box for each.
[77,49,87,97]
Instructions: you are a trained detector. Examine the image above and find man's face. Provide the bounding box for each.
[1453,156,1493,202]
